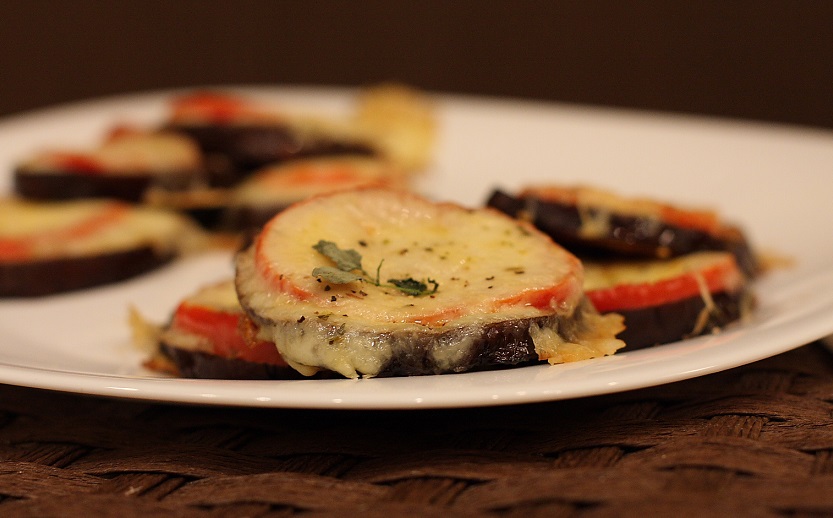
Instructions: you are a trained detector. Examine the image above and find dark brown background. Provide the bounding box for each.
[3,1,832,129]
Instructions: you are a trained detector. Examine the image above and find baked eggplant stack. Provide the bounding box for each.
[144,188,625,379]
[139,280,308,380]
[583,252,753,349]
[12,84,435,233]
[487,184,759,348]
[163,84,435,182]
[487,185,759,277]
[163,91,376,183]
[0,199,206,297]
[14,129,204,203]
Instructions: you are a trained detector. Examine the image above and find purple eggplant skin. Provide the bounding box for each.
[159,315,547,380]
[13,168,198,203]
[178,205,227,230]
[14,169,152,202]
[486,189,759,278]
[219,204,290,233]
[0,247,173,297]
[609,290,749,350]
[158,343,320,380]
[166,123,378,178]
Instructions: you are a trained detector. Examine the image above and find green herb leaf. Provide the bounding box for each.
[387,277,426,295]
[311,240,440,296]
[388,277,440,297]
[312,240,363,272]
[312,266,363,285]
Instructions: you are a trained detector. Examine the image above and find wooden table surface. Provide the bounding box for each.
[2,343,833,516]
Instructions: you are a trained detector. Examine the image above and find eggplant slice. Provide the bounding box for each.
[487,187,759,277]
[14,168,202,204]
[609,291,748,350]
[165,123,378,182]
[1,246,173,297]
[583,252,754,349]
[157,343,312,380]
[143,279,318,380]
[0,199,206,297]
[14,131,205,203]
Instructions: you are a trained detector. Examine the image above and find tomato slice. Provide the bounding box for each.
[170,92,259,124]
[42,151,105,174]
[264,163,368,188]
[171,302,287,365]
[0,202,128,262]
[585,254,744,312]
[0,240,30,261]
[520,185,723,236]
[104,124,144,142]
[659,205,720,235]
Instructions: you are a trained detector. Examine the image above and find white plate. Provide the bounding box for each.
[2,86,833,409]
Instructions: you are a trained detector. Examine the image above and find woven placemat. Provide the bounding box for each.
[2,342,833,517]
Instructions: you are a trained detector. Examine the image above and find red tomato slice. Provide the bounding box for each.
[170,92,258,124]
[585,255,743,312]
[171,302,287,365]
[0,202,128,261]
[521,185,723,236]
[42,152,105,174]
[659,205,721,235]
[104,124,144,142]
[0,240,30,261]
[264,164,367,188]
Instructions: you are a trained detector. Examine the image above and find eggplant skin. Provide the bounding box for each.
[166,124,377,176]
[612,290,748,350]
[15,169,152,202]
[372,315,544,377]
[0,247,173,297]
[158,319,543,379]
[220,204,290,233]
[158,343,322,380]
[13,168,197,203]
[158,313,562,379]
[486,189,759,277]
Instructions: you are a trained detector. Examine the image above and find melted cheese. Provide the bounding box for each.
[351,84,436,171]
[254,189,583,324]
[583,252,742,292]
[231,157,404,208]
[0,199,206,260]
[529,310,624,363]
[22,132,202,174]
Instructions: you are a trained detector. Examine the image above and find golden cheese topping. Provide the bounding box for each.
[351,84,436,171]
[178,278,242,312]
[252,188,583,324]
[0,199,205,261]
[230,157,406,208]
[21,131,202,175]
[583,252,744,293]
